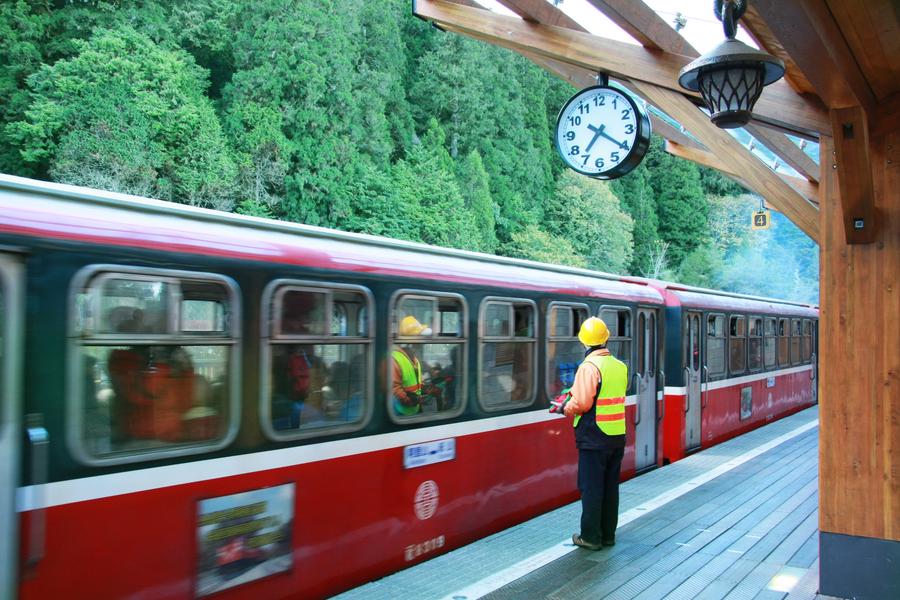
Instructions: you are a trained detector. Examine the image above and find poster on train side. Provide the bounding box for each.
[195,483,295,597]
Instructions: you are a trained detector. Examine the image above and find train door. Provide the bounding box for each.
[634,308,657,471]
[684,311,703,452]
[0,254,23,600]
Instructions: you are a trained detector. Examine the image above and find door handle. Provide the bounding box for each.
[701,366,709,410]
[25,413,48,569]
[658,370,666,421]
[683,367,691,413]
[632,372,641,425]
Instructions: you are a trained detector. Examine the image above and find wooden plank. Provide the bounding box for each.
[413,0,831,137]
[741,6,817,95]
[830,106,877,244]
[665,141,818,206]
[745,124,820,183]
[629,81,819,240]
[495,0,582,30]
[750,0,877,114]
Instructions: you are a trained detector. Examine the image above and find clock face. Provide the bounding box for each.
[555,85,651,179]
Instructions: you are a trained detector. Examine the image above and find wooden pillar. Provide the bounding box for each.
[818,117,900,598]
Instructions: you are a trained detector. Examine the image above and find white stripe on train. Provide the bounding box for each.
[664,364,813,397]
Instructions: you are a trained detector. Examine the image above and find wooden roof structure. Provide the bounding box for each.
[413,1,900,597]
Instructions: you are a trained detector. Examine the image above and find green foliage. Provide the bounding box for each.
[9,26,236,206]
[502,225,586,268]
[456,150,498,253]
[644,135,707,265]
[610,163,659,275]
[544,171,634,274]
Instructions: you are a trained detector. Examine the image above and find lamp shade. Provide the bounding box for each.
[678,38,785,128]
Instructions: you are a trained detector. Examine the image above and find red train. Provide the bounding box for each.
[0,175,817,599]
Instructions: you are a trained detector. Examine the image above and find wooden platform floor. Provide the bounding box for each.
[336,407,823,600]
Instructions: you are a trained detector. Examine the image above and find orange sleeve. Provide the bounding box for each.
[564,361,600,417]
[391,356,405,400]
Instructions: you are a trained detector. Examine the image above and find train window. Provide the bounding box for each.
[264,281,373,439]
[636,313,646,376]
[801,319,812,363]
[778,318,790,366]
[600,307,632,378]
[391,292,466,421]
[729,315,747,374]
[791,318,802,365]
[479,298,536,411]
[648,312,656,373]
[764,318,777,369]
[546,303,589,399]
[748,317,763,372]
[707,314,726,377]
[70,267,240,465]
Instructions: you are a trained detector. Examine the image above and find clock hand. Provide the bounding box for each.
[597,127,629,150]
[584,123,605,154]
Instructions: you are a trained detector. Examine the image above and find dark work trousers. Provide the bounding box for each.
[578,446,625,544]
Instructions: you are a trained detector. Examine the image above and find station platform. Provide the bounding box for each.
[335,406,823,600]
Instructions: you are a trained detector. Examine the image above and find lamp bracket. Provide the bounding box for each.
[714,0,746,39]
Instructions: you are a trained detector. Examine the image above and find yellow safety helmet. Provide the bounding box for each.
[578,316,610,347]
[399,315,428,336]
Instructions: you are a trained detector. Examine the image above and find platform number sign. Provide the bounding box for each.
[752,210,771,230]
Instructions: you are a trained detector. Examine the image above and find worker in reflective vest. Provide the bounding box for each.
[562,316,628,550]
[392,316,432,416]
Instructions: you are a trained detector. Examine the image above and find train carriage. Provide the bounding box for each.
[0,175,816,599]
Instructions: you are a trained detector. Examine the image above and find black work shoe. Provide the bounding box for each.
[601,538,615,547]
[572,534,602,550]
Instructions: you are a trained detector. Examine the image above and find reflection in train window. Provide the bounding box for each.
[729,315,747,374]
[71,267,239,464]
[707,314,726,377]
[748,317,763,371]
[391,292,466,421]
[265,282,372,439]
[480,298,536,411]
[600,307,632,377]
[764,317,777,369]
[546,303,589,400]
[791,318,802,365]
[778,318,790,366]
[801,319,812,363]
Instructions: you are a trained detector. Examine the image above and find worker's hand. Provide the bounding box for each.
[549,392,569,414]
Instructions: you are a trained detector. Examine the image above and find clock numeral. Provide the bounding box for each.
[612,97,618,109]
[620,140,630,151]
[610,151,620,163]
[581,154,591,166]
[595,157,605,169]
[624,124,634,135]
[566,131,576,141]
[568,115,582,126]
[594,96,606,106]
[578,104,590,115]
[621,109,631,120]
[570,145,580,155]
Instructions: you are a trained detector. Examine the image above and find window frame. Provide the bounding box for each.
[801,319,813,364]
[545,301,589,401]
[599,305,634,392]
[477,296,538,412]
[729,314,748,376]
[67,264,242,466]
[706,312,727,379]
[777,317,790,367]
[388,289,468,423]
[261,279,375,441]
[790,318,802,366]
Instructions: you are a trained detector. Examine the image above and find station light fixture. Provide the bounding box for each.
[678,0,785,128]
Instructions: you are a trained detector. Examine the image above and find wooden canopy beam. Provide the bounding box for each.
[665,141,819,206]
[830,106,877,244]
[583,0,696,56]
[413,0,830,137]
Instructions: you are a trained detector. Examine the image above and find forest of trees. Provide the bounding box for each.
[0,0,818,303]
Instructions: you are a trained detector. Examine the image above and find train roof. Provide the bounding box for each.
[625,278,819,317]
[0,175,664,304]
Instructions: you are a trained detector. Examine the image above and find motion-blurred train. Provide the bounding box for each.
[0,175,817,599]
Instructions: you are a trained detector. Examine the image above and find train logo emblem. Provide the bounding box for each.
[414,480,439,520]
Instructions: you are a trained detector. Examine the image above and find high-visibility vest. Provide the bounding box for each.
[393,349,422,416]
[573,354,628,436]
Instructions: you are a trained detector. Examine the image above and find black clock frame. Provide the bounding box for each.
[554,85,652,180]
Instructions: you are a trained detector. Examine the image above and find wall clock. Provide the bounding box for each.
[554,84,651,180]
